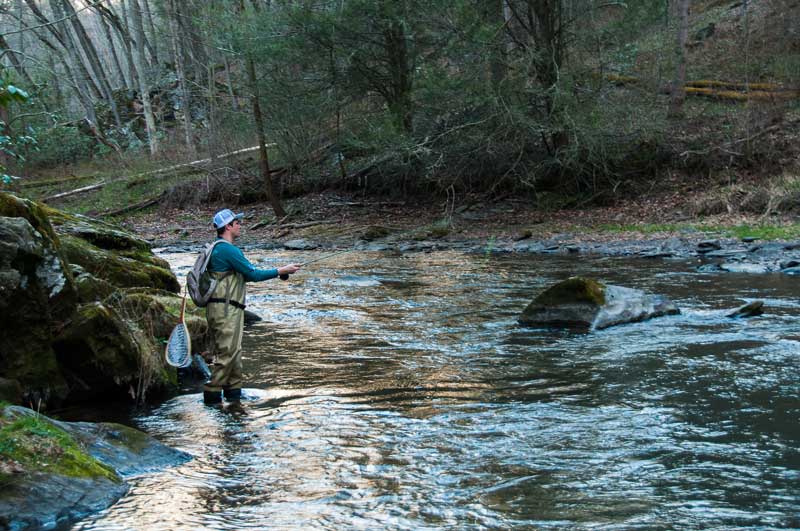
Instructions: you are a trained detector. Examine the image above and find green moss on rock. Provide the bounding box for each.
[534,277,606,306]
[60,233,179,292]
[0,411,119,482]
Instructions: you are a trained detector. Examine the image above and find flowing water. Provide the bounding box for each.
[72,249,800,530]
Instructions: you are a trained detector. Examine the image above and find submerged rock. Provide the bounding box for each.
[0,404,189,531]
[519,277,680,330]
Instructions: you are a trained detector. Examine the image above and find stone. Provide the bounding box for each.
[641,250,674,258]
[697,264,723,273]
[0,405,189,531]
[244,309,262,324]
[703,249,747,258]
[727,301,764,318]
[697,240,722,250]
[0,197,77,405]
[283,239,318,250]
[519,277,679,330]
[719,262,770,274]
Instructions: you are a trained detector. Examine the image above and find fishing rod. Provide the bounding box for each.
[279,248,357,280]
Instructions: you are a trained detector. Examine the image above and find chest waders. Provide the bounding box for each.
[203,271,246,402]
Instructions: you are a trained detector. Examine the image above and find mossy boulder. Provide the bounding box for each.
[0,195,77,405]
[53,300,175,402]
[519,277,679,330]
[0,192,185,408]
[70,264,116,303]
[59,233,179,292]
[0,404,189,530]
[45,206,178,292]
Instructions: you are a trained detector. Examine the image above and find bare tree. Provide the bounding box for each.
[130,0,159,154]
[59,0,122,127]
[238,0,286,218]
[167,0,194,153]
[97,11,129,89]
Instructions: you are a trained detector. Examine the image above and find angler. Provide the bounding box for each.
[201,208,301,405]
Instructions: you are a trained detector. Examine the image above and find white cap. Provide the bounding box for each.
[212,208,243,229]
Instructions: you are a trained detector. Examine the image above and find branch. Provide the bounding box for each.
[2,0,111,39]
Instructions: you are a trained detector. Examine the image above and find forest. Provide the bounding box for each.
[0,0,798,218]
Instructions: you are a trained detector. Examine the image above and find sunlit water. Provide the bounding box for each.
[72,250,800,530]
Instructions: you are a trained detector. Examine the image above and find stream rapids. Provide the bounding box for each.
[70,249,800,530]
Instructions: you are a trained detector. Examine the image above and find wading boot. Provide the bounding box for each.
[203,390,222,405]
[223,388,241,403]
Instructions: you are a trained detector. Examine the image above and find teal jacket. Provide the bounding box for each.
[207,239,279,282]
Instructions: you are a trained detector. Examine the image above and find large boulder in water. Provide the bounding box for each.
[519,277,680,330]
[0,192,191,408]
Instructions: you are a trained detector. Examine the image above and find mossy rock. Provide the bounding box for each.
[112,288,209,354]
[0,405,190,530]
[60,233,179,293]
[533,277,606,306]
[70,264,116,303]
[44,207,151,252]
[53,301,175,402]
[0,197,76,406]
[0,405,119,482]
[362,225,393,241]
[519,277,678,330]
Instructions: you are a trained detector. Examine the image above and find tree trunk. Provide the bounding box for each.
[117,0,139,86]
[45,0,99,124]
[168,0,195,154]
[61,0,123,128]
[383,16,413,133]
[98,13,129,89]
[0,34,35,86]
[141,0,160,66]
[669,0,690,118]
[487,0,508,90]
[25,0,103,101]
[0,104,11,175]
[238,0,286,218]
[130,0,160,155]
[222,54,239,111]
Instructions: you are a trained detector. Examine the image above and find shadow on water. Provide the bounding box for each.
[71,250,800,530]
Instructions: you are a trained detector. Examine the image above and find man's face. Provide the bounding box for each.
[228,219,242,239]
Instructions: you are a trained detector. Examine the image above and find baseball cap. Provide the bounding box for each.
[212,208,244,229]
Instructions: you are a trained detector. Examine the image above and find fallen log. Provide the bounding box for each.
[97,194,164,218]
[42,181,106,202]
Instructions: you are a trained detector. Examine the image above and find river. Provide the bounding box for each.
[71,248,800,530]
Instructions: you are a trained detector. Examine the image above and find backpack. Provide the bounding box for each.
[187,240,229,307]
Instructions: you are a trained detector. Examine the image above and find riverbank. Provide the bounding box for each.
[121,189,800,274]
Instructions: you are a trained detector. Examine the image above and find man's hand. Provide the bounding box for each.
[278,264,301,276]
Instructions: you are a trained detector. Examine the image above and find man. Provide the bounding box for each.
[203,208,301,405]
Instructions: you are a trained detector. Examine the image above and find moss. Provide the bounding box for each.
[362,225,392,241]
[0,193,61,249]
[60,234,179,292]
[534,277,606,306]
[0,414,120,482]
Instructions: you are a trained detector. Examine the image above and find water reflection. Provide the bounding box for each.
[73,251,800,530]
